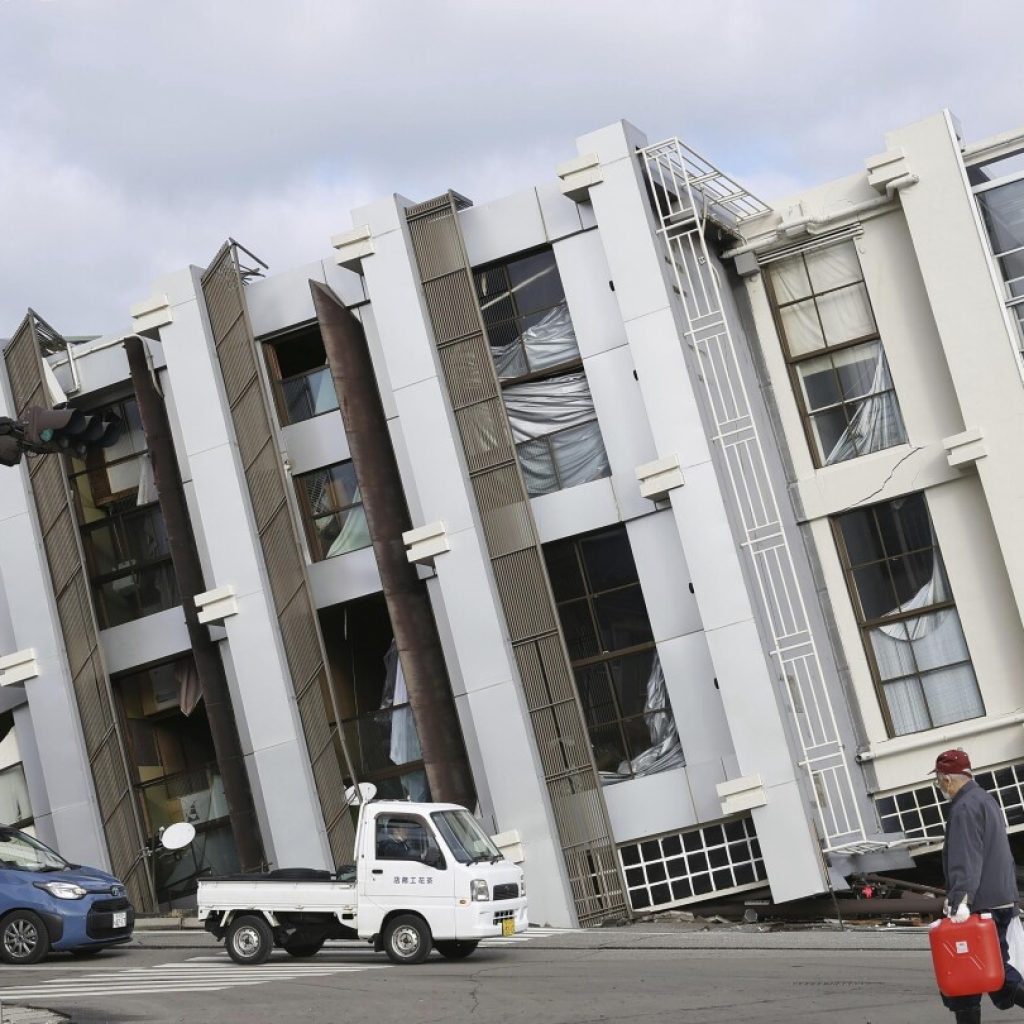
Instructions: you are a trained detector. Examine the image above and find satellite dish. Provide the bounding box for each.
[160,822,196,852]
[345,782,378,805]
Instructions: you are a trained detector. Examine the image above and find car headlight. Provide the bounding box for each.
[35,881,87,900]
[470,879,489,902]
[520,879,526,896]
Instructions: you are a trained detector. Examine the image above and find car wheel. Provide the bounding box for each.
[226,915,274,965]
[434,940,479,960]
[284,941,324,958]
[0,910,50,965]
[383,914,432,965]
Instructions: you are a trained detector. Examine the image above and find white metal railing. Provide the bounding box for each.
[641,139,869,852]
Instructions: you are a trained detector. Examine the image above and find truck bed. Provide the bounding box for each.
[198,876,357,917]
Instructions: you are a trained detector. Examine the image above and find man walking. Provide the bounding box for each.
[934,748,1022,1022]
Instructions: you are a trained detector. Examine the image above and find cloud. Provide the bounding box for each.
[1,0,1021,332]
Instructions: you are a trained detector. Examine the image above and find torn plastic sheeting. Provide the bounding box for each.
[492,301,581,379]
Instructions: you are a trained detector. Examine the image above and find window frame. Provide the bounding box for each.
[66,396,178,629]
[545,528,671,782]
[763,245,905,468]
[261,322,339,427]
[969,156,1024,355]
[474,247,609,497]
[293,460,370,563]
[831,495,982,738]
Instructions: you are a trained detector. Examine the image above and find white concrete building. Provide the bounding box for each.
[2,109,1021,926]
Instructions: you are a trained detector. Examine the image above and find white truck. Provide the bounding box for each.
[197,798,527,966]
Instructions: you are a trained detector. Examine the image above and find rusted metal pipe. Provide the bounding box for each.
[310,281,476,810]
[125,335,265,873]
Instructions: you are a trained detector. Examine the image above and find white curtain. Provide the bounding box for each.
[491,301,580,379]
[600,654,685,786]
[770,242,876,354]
[380,640,422,767]
[869,558,983,735]
[327,498,371,557]
[136,454,158,506]
[503,372,610,490]
[824,344,907,464]
[176,659,202,717]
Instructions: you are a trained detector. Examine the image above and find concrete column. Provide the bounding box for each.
[888,111,1024,632]
[0,376,107,869]
[349,195,577,927]
[141,266,329,871]
[576,120,827,902]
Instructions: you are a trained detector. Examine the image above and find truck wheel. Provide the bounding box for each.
[0,910,50,965]
[434,940,479,960]
[383,914,432,965]
[284,940,324,958]
[226,915,274,965]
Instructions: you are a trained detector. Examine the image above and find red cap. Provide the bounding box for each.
[931,749,972,775]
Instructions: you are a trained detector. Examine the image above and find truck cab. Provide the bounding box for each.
[198,799,527,965]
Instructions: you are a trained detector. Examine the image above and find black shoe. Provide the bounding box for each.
[954,1008,981,1024]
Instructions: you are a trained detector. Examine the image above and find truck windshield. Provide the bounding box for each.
[0,829,69,872]
[431,810,502,864]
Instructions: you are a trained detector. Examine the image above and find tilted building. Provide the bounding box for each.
[0,109,1020,925]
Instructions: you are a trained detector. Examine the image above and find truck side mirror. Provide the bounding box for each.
[423,847,444,869]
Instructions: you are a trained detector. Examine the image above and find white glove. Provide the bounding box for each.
[951,901,971,924]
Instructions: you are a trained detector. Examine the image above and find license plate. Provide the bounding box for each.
[501,918,515,937]
[112,912,127,929]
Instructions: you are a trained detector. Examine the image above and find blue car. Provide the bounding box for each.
[0,827,134,964]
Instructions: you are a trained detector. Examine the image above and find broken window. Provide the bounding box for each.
[68,395,178,628]
[765,241,907,466]
[264,324,339,425]
[295,460,371,561]
[833,492,983,737]
[114,657,239,902]
[970,151,1024,354]
[474,249,610,497]
[320,596,429,803]
[544,526,683,784]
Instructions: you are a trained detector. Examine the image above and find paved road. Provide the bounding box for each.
[0,927,949,1024]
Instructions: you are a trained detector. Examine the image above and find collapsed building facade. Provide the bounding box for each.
[0,109,1022,926]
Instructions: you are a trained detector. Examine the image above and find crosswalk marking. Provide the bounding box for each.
[0,958,387,1001]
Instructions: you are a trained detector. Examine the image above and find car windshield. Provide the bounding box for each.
[431,810,502,864]
[0,829,69,872]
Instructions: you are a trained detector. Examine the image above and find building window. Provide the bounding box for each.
[619,818,766,911]
[68,396,178,628]
[263,325,339,426]
[969,152,1024,355]
[320,595,429,803]
[295,460,370,562]
[0,713,33,833]
[833,492,983,737]
[877,760,1024,843]
[765,241,907,466]
[544,526,683,785]
[474,249,610,497]
[115,657,239,902]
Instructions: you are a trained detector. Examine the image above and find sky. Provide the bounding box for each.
[1,0,1022,337]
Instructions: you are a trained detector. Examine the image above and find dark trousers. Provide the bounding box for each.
[943,908,1024,1012]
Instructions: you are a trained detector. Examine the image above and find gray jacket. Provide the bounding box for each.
[943,779,1018,910]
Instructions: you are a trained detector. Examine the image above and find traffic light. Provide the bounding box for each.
[23,406,122,456]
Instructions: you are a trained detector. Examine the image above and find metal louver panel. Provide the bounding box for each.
[2,313,153,910]
[404,195,628,926]
[199,244,358,866]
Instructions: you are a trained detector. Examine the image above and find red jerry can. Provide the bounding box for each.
[930,914,1005,997]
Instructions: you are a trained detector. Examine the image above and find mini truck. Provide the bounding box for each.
[197,799,527,965]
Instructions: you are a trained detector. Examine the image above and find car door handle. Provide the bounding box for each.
[372,869,383,875]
